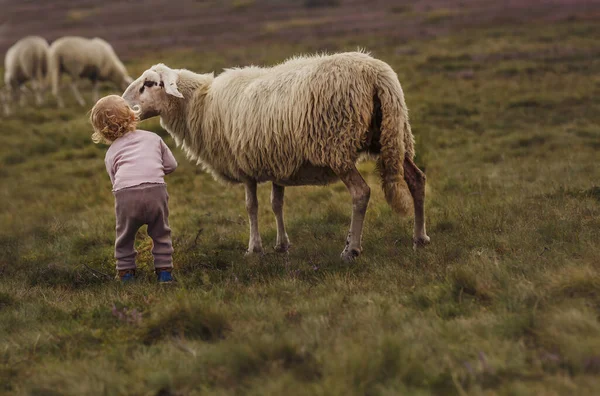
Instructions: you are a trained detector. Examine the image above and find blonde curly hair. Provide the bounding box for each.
[90,95,139,144]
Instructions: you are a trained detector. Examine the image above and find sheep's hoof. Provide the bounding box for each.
[413,235,431,250]
[340,247,361,262]
[274,242,291,253]
[245,247,264,257]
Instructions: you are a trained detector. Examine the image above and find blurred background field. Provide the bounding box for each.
[1,0,600,394]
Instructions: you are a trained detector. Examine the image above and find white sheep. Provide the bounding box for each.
[48,36,132,107]
[122,52,430,260]
[3,36,49,114]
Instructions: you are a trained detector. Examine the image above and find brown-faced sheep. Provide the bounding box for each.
[3,36,49,114]
[122,52,430,261]
[48,36,132,107]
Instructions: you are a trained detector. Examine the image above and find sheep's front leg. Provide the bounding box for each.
[10,84,22,108]
[52,75,64,108]
[54,85,65,108]
[271,183,290,252]
[245,181,263,255]
[403,156,430,250]
[31,81,43,106]
[69,80,86,107]
[19,88,29,107]
[337,166,371,262]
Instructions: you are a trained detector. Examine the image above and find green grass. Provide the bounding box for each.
[1,19,600,395]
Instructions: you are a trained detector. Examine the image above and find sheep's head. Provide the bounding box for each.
[122,64,183,120]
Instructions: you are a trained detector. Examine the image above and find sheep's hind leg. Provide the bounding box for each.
[403,156,430,250]
[337,165,371,262]
[69,80,86,107]
[244,180,264,255]
[271,183,290,252]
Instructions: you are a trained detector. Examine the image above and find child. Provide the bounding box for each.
[90,95,178,283]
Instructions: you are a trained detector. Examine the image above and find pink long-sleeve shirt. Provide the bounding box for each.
[104,129,178,192]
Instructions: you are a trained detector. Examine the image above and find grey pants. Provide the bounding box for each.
[114,183,173,270]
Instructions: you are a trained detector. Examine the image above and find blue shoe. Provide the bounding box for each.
[156,268,174,283]
[118,269,136,283]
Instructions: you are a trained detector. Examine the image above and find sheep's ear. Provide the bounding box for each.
[160,68,184,99]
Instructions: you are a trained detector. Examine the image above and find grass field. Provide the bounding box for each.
[1,13,600,396]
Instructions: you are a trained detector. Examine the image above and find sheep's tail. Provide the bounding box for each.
[375,68,414,217]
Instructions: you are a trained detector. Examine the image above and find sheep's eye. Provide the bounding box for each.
[140,80,158,93]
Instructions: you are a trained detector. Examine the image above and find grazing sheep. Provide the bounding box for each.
[4,36,49,113]
[122,52,430,260]
[48,36,133,107]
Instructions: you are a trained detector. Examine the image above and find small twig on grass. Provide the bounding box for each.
[32,334,41,356]
[193,228,204,246]
[83,263,112,280]
[173,337,197,357]
[539,246,550,256]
